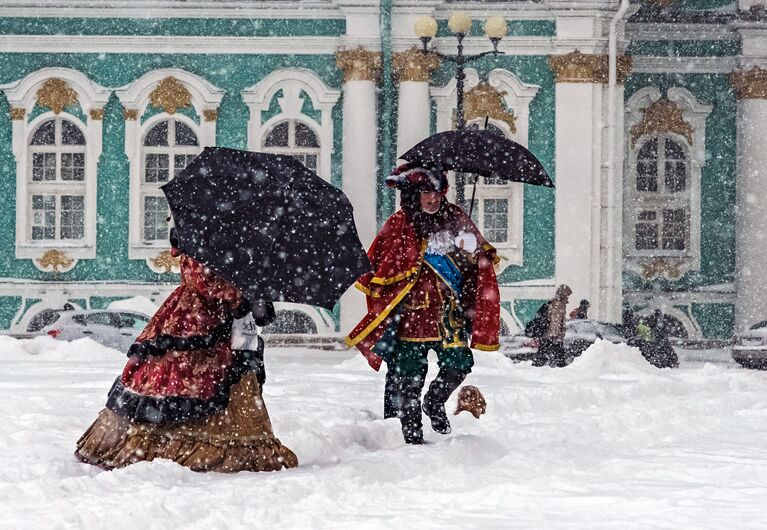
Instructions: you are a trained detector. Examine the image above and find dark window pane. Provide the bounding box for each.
[304,154,318,171]
[638,138,658,159]
[664,139,685,160]
[264,122,289,147]
[144,121,169,146]
[32,152,57,181]
[174,121,198,146]
[61,152,85,181]
[143,196,169,241]
[637,210,656,221]
[635,223,658,250]
[665,161,686,192]
[144,154,169,183]
[174,154,197,176]
[295,122,319,147]
[31,120,55,145]
[61,120,85,145]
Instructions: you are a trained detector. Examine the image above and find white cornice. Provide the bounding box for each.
[626,23,735,41]
[0,35,343,55]
[632,55,737,73]
[0,2,343,19]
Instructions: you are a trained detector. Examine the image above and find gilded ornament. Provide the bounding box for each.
[336,48,382,82]
[464,83,516,133]
[203,109,218,122]
[393,47,441,83]
[89,108,104,120]
[36,78,79,115]
[640,258,684,281]
[36,249,75,273]
[630,98,693,146]
[549,51,632,84]
[123,108,139,120]
[10,107,25,120]
[730,67,767,100]
[150,250,180,274]
[149,77,193,114]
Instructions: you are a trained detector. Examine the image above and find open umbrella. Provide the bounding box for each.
[399,128,554,188]
[161,147,371,311]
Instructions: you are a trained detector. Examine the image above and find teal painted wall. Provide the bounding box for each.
[629,40,741,58]
[0,52,343,284]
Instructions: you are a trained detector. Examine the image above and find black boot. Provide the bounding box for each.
[383,369,401,419]
[399,373,426,444]
[422,367,466,435]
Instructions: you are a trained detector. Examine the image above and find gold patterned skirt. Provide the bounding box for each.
[75,373,298,473]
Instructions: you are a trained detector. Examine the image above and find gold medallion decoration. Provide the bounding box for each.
[639,258,684,281]
[392,47,441,83]
[730,67,767,100]
[36,249,75,273]
[630,98,693,146]
[89,108,104,120]
[149,77,193,114]
[203,109,218,122]
[150,250,180,274]
[336,48,382,82]
[464,83,517,133]
[123,108,139,121]
[10,107,25,120]
[36,78,79,115]
[549,51,632,84]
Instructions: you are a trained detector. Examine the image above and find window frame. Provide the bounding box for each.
[261,118,322,174]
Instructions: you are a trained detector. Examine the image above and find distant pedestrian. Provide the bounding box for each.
[531,284,572,367]
[569,299,590,320]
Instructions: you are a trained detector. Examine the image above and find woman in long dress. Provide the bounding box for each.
[75,241,297,472]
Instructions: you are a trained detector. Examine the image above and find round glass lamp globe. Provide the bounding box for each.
[485,16,508,39]
[448,12,472,35]
[414,16,438,39]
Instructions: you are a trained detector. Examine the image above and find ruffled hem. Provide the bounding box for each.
[76,373,297,473]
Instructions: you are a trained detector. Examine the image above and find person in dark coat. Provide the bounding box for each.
[636,309,679,369]
[569,299,590,320]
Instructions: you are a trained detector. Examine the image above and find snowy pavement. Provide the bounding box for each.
[1,336,767,529]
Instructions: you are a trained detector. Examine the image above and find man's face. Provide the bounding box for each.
[420,190,441,214]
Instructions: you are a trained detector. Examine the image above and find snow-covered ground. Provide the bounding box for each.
[1,336,766,529]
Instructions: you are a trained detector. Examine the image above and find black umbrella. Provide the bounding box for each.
[399,128,554,188]
[161,147,371,311]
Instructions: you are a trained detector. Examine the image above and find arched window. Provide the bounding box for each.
[27,117,86,241]
[262,119,320,173]
[140,118,200,243]
[632,135,691,254]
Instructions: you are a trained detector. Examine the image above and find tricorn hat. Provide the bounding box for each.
[386,163,448,193]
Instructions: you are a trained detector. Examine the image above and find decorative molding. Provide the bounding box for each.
[203,109,218,122]
[36,77,79,114]
[730,66,767,100]
[630,98,694,146]
[149,76,193,114]
[242,68,340,183]
[10,107,25,120]
[392,47,441,83]
[463,82,517,134]
[148,250,180,274]
[336,47,382,82]
[35,249,76,273]
[549,50,632,84]
[89,108,104,120]
[123,108,139,120]
[639,257,685,281]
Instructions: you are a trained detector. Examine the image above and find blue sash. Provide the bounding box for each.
[424,253,463,295]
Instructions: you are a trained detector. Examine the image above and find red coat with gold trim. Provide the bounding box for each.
[345,203,501,370]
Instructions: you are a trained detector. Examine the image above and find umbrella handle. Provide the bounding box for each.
[468,175,478,218]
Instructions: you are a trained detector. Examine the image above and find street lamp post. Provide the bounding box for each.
[413,12,508,209]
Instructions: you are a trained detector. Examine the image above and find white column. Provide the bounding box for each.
[336,48,381,334]
[733,67,767,331]
[553,81,600,313]
[396,81,431,159]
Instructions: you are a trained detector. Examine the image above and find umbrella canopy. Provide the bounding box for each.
[399,128,554,188]
[161,147,371,311]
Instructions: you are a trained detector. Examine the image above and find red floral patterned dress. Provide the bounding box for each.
[75,251,297,472]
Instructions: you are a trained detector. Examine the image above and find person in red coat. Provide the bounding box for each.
[75,228,297,472]
[346,164,501,444]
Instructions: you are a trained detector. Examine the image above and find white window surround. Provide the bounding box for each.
[241,68,340,182]
[115,68,224,264]
[624,87,712,276]
[4,67,110,266]
[431,68,540,271]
